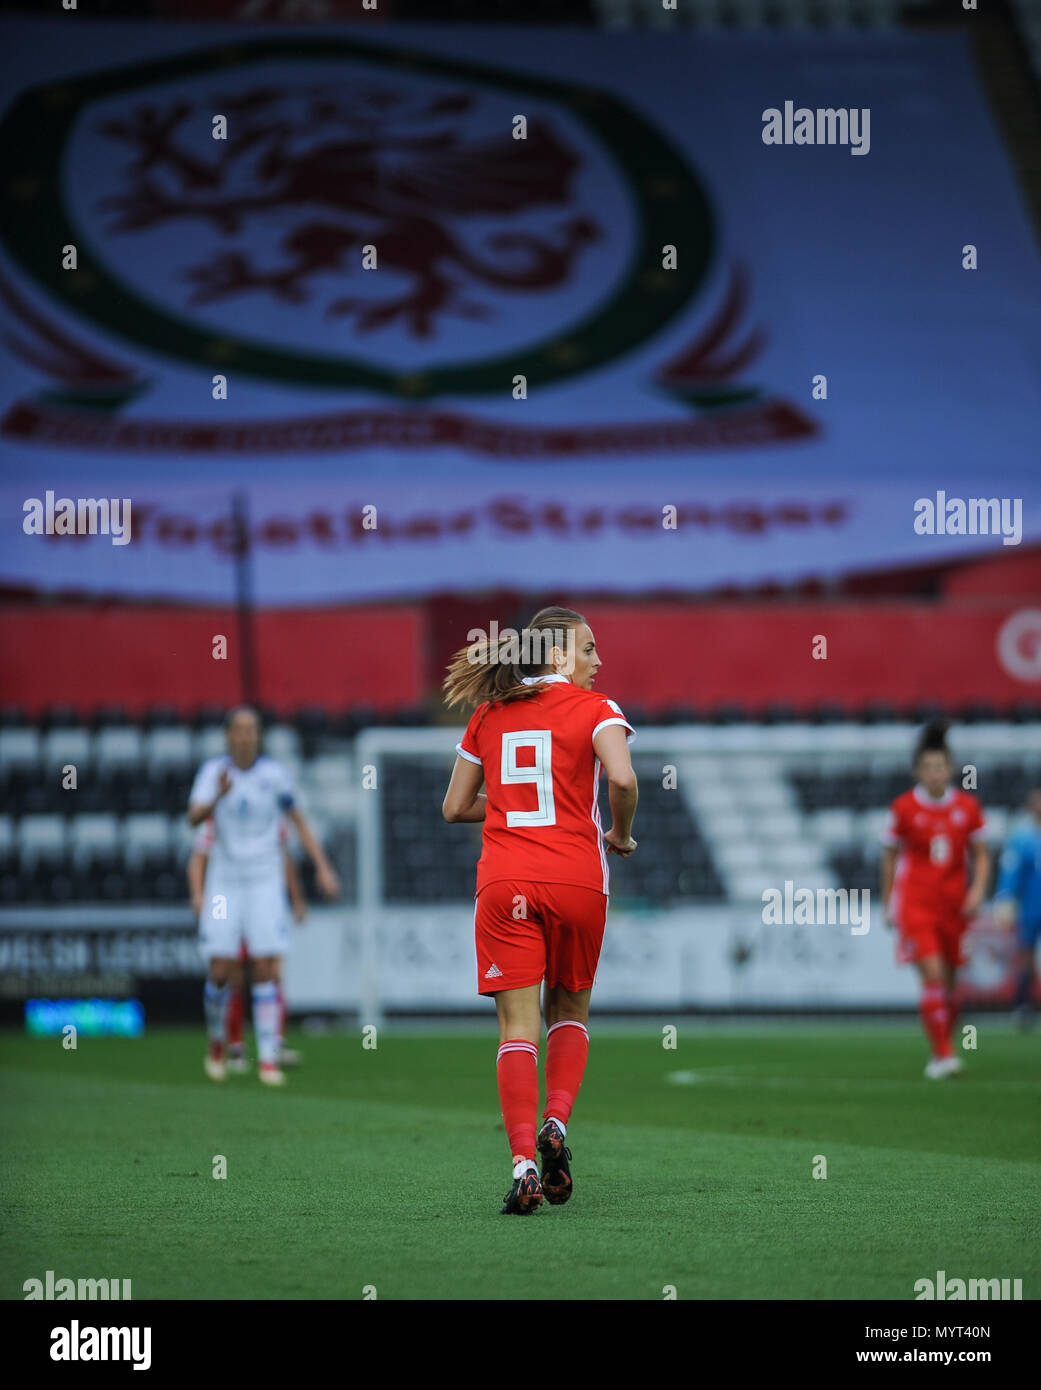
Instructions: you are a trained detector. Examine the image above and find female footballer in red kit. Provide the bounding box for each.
[442,607,638,1214]
[881,721,989,1078]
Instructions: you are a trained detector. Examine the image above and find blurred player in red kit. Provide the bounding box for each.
[881,721,989,1078]
[442,606,638,1214]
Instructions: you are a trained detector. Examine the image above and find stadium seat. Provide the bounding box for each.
[42,726,92,771]
[757,810,806,844]
[742,783,797,814]
[958,703,998,724]
[95,726,144,771]
[18,814,68,868]
[169,814,197,863]
[294,706,331,736]
[156,768,195,814]
[706,811,753,842]
[762,842,826,876]
[313,786,357,820]
[661,704,701,724]
[193,726,226,763]
[143,705,181,729]
[263,724,301,762]
[807,808,857,847]
[391,706,432,727]
[69,813,120,868]
[0,726,41,772]
[710,704,749,724]
[145,726,194,770]
[858,808,892,842]
[71,784,108,815]
[728,870,774,902]
[339,706,379,737]
[19,782,66,816]
[123,813,172,869]
[40,705,79,731]
[715,842,767,874]
[93,705,131,728]
[96,768,135,814]
[830,848,876,893]
[810,703,847,724]
[306,754,346,791]
[195,705,228,730]
[858,703,897,724]
[97,868,131,901]
[122,779,160,814]
[762,703,798,725]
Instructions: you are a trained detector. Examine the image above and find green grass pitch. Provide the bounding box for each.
[3,1023,1039,1300]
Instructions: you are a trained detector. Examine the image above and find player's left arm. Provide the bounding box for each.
[962,828,990,918]
[285,804,341,900]
[443,756,486,823]
[283,847,308,922]
[993,840,1024,928]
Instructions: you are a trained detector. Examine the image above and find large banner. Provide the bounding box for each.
[1,19,1039,601]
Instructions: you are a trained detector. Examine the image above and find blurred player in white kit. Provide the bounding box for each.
[187,707,340,1085]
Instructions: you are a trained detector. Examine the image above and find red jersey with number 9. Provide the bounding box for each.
[457,675,634,896]
[883,785,986,915]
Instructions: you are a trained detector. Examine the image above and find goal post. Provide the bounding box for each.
[355,727,467,1032]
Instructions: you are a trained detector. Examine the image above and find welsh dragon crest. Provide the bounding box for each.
[98,86,599,338]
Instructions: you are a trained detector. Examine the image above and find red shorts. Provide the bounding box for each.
[474,880,607,996]
[896,904,967,968]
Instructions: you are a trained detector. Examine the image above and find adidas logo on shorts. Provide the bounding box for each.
[484,963,503,979]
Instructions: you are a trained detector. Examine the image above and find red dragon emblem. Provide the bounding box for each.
[97,86,600,338]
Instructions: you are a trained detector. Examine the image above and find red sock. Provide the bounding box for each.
[919,983,952,1059]
[496,1039,538,1162]
[227,986,243,1048]
[543,1020,589,1127]
[946,986,960,1052]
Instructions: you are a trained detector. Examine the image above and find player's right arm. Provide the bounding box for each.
[880,846,898,926]
[880,799,903,927]
[443,708,488,824]
[187,848,207,918]
[442,754,486,823]
[186,760,232,826]
[594,723,638,856]
[187,819,215,917]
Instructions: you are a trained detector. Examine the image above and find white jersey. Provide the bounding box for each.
[188,755,296,877]
[192,815,290,854]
